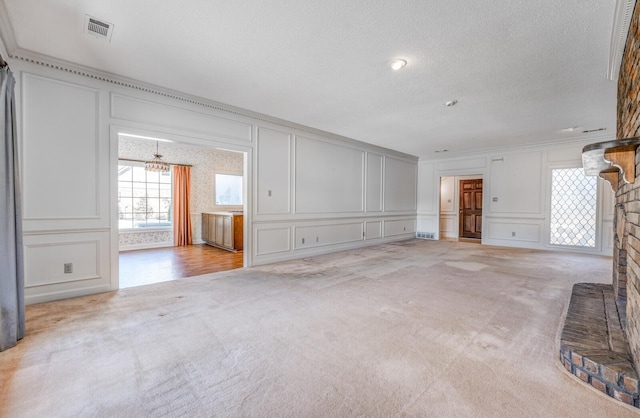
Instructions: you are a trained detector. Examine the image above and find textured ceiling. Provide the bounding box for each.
[1,0,620,157]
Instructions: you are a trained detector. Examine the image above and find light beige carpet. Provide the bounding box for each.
[0,240,637,417]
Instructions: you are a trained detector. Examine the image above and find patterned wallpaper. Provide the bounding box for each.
[118,137,244,249]
[119,230,173,249]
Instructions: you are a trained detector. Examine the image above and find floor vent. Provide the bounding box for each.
[84,15,114,41]
[416,231,435,240]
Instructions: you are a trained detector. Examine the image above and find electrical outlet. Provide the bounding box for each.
[492,197,498,202]
[64,263,73,274]
[301,238,305,244]
[268,190,272,197]
[512,232,516,237]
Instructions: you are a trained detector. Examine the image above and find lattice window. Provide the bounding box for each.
[550,168,597,247]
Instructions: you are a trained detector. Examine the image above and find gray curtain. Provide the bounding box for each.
[0,66,24,351]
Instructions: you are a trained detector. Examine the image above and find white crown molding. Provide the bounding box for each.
[608,0,637,81]
[8,46,417,161]
[419,132,616,162]
[0,0,16,60]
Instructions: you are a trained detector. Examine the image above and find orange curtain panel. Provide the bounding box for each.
[173,165,193,246]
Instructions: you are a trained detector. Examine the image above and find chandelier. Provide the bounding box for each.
[145,141,170,172]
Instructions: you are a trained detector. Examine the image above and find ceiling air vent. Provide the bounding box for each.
[84,15,114,41]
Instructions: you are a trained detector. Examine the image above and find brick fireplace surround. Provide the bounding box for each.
[616,2,640,374]
[560,2,640,408]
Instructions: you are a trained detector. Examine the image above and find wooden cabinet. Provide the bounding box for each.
[215,215,224,246]
[202,212,243,252]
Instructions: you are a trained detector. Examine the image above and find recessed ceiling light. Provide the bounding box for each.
[389,59,407,71]
[434,149,449,153]
[560,126,579,132]
[445,100,458,107]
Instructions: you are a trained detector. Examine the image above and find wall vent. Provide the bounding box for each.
[84,15,114,41]
[416,231,435,240]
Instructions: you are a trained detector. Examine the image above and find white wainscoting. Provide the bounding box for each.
[294,222,364,249]
[384,218,417,236]
[254,227,292,256]
[440,214,457,239]
[485,220,541,243]
[365,220,383,240]
[252,217,416,265]
[23,230,111,304]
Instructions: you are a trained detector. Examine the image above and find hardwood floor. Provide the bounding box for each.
[119,244,244,288]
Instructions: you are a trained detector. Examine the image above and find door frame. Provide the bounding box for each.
[109,124,252,290]
[438,174,483,241]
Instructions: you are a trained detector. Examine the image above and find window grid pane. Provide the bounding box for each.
[550,168,597,247]
[118,162,172,230]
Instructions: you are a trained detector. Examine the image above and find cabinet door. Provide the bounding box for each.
[215,215,225,246]
[208,215,216,243]
[223,216,233,248]
[202,214,209,242]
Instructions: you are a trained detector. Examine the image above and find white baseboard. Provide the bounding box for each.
[119,242,174,252]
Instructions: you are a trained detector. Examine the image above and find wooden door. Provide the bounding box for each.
[459,179,483,239]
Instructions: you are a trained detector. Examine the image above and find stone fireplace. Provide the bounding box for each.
[615,0,640,375]
[559,2,640,407]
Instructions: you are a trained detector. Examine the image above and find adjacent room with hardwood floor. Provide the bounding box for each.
[117,135,246,288]
[119,245,244,288]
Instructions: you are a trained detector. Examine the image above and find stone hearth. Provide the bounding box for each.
[560,283,639,406]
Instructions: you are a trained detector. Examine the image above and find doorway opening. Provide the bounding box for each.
[115,131,246,289]
[439,175,483,242]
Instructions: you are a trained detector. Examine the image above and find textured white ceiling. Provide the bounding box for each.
[1,0,619,157]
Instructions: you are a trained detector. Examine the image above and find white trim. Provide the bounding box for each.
[0,1,17,56]
[119,242,174,252]
[119,227,173,234]
[544,163,602,253]
[608,0,637,81]
[420,133,615,162]
[9,48,417,161]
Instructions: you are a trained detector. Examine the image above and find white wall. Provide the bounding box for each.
[13,58,418,304]
[251,127,417,265]
[419,141,615,255]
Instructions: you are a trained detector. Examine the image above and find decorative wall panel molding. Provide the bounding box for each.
[384,157,417,212]
[295,136,365,214]
[254,227,291,256]
[487,221,540,242]
[256,127,291,215]
[111,93,252,142]
[365,221,382,240]
[22,72,100,221]
[384,219,417,236]
[294,222,364,249]
[23,231,109,287]
[366,153,383,212]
